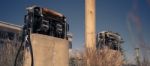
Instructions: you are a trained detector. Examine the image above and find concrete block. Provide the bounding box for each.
[23,34,69,66]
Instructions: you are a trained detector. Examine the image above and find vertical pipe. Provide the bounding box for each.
[135,48,141,66]
[85,0,96,49]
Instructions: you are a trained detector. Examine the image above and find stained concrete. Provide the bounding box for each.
[85,0,96,49]
[23,34,69,66]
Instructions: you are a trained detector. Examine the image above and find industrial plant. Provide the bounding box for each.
[0,5,125,66]
[0,0,150,66]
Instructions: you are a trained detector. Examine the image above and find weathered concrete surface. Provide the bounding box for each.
[85,0,96,49]
[23,34,69,66]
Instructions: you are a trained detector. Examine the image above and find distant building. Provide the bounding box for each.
[0,21,22,46]
[96,31,124,51]
[0,21,22,66]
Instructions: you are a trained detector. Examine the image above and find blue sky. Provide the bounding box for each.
[0,0,150,63]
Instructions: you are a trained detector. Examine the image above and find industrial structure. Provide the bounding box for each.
[25,6,69,39]
[69,31,124,66]
[135,48,141,66]
[18,6,70,66]
[0,6,70,66]
[0,1,127,65]
[67,32,73,49]
[0,21,22,43]
[96,31,124,52]
[85,0,96,49]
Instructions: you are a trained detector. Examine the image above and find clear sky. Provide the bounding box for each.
[0,0,150,63]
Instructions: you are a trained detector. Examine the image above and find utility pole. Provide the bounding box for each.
[135,48,141,66]
[85,0,96,49]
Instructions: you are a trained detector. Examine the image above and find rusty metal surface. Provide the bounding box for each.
[42,8,64,18]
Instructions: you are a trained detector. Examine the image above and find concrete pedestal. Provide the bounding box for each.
[23,34,69,66]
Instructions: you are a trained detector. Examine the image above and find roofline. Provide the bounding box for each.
[0,21,22,28]
[0,21,22,33]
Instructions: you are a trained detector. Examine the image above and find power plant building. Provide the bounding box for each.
[96,31,124,51]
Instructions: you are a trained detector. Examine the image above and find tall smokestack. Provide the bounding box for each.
[85,0,96,49]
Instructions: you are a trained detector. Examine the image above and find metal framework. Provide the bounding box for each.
[25,6,69,39]
[14,6,70,66]
[96,31,123,51]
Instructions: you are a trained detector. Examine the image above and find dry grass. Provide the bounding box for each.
[0,40,23,66]
[69,48,123,66]
[85,48,123,66]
